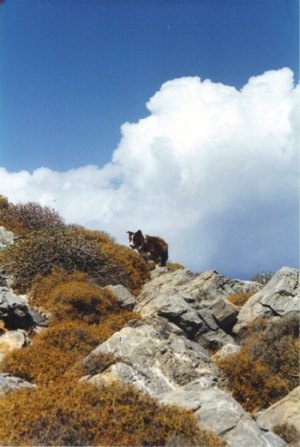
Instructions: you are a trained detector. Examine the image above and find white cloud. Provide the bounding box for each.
[0,68,299,278]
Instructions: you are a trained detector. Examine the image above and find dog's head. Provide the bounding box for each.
[127,230,145,250]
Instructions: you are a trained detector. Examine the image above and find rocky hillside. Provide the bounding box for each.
[0,220,299,447]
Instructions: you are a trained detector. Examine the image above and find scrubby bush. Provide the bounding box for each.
[0,226,150,294]
[35,279,119,325]
[167,262,185,270]
[273,423,300,446]
[0,306,140,385]
[251,270,274,285]
[0,195,9,211]
[0,344,78,384]
[29,269,142,327]
[33,320,102,355]
[0,381,223,446]
[0,199,65,235]
[33,311,140,353]
[82,351,116,376]
[227,291,256,307]
[216,314,300,413]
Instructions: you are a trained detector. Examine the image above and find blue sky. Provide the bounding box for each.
[1,0,298,172]
[0,0,299,279]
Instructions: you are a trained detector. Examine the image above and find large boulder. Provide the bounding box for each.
[82,311,286,447]
[133,268,258,349]
[256,386,300,443]
[178,269,262,301]
[82,317,226,395]
[234,267,300,334]
[159,381,287,447]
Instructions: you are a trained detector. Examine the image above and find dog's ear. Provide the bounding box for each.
[136,230,143,236]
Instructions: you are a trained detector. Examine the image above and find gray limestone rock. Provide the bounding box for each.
[105,284,138,309]
[234,267,300,334]
[83,317,224,395]
[256,386,300,442]
[134,269,239,349]
[0,287,32,329]
[0,225,16,250]
[212,343,241,362]
[0,373,36,394]
[0,330,30,362]
[159,382,287,447]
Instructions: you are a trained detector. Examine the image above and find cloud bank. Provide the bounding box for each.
[0,67,299,278]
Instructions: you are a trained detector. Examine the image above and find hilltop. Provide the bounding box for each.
[0,198,299,447]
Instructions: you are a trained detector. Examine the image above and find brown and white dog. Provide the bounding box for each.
[127,230,168,267]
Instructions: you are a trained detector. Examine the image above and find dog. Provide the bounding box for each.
[127,230,168,267]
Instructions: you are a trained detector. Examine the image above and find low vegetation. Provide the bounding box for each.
[227,291,256,307]
[0,197,150,294]
[216,314,299,413]
[0,197,65,235]
[0,381,223,446]
[251,270,274,285]
[273,423,300,446]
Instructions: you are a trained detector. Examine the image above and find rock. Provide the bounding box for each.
[256,386,300,442]
[83,317,225,395]
[212,343,241,362]
[234,267,300,334]
[0,287,47,331]
[0,330,30,362]
[0,268,7,287]
[178,269,262,301]
[133,268,241,349]
[28,310,48,327]
[208,298,238,330]
[105,284,137,309]
[0,225,16,250]
[0,287,32,330]
[159,383,287,447]
[0,373,36,395]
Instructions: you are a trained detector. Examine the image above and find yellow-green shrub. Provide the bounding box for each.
[29,269,142,327]
[0,199,65,236]
[216,314,300,413]
[0,308,140,386]
[39,280,119,325]
[273,423,300,446]
[1,226,150,294]
[33,320,102,355]
[227,291,256,307]
[0,344,78,384]
[0,381,223,446]
[34,313,140,355]
[167,262,185,270]
[0,195,9,211]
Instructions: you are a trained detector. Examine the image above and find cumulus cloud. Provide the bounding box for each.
[0,67,299,278]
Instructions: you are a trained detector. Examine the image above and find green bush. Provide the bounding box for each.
[0,226,150,294]
[0,381,223,446]
[216,314,300,413]
[0,199,65,235]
